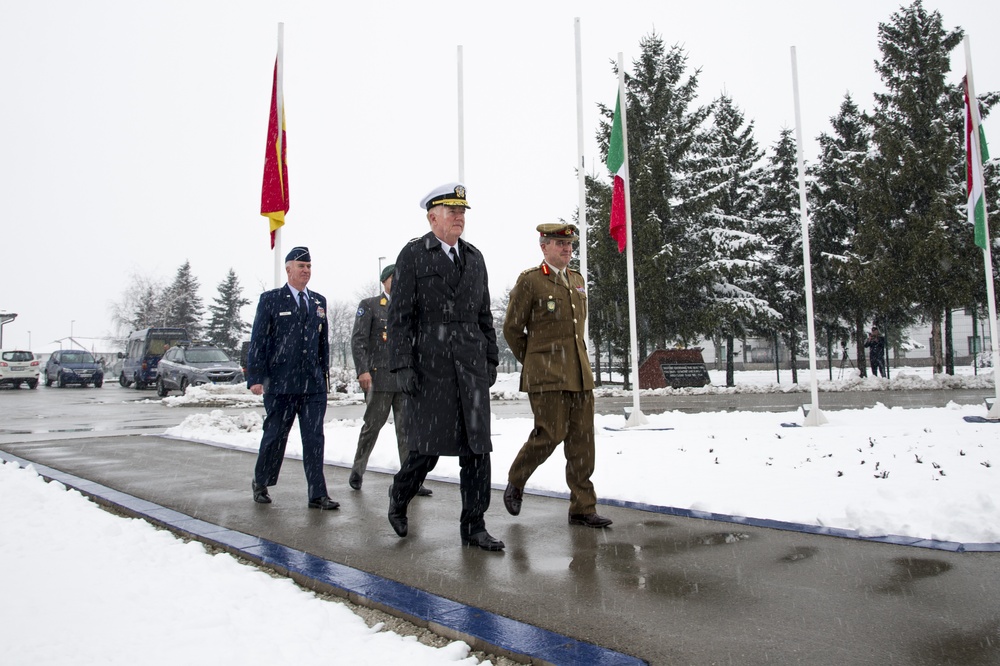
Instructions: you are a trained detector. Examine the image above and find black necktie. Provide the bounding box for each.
[298,291,308,319]
[449,247,462,274]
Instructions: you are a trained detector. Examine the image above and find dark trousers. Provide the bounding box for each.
[351,390,407,477]
[509,390,597,514]
[254,391,328,500]
[391,451,491,539]
[870,355,886,378]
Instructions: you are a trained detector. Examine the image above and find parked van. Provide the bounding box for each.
[119,327,189,389]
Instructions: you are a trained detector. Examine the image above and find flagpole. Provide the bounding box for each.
[964,36,1000,418]
[790,46,826,426]
[273,22,284,289]
[457,45,465,183]
[618,53,647,427]
[575,18,588,340]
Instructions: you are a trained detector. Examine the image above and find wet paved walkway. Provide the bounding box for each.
[3,434,1000,665]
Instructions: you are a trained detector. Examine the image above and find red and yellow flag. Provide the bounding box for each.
[260,59,288,249]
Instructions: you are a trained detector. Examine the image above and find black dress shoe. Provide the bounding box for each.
[416,485,433,496]
[461,531,505,551]
[251,480,271,504]
[308,496,340,510]
[387,485,408,537]
[349,472,362,490]
[569,512,613,528]
[503,483,523,516]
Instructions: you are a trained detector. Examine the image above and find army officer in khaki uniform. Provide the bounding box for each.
[502,223,612,528]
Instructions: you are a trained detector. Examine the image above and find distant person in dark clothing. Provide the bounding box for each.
[864,325,887,378]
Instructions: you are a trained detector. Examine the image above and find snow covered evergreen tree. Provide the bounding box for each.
[687,93,777,386]
[205,269,250,356]
[809,94,877,376]
[590,33,712,357]
[757,128,805,383]
[865,0,962,373]
[163,260,205,339]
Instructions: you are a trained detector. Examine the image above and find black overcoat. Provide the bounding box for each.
[388,232,498,455]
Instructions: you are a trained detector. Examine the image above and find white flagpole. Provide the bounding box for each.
[273,22,284,289]
[964,36,1000,418]
[575,18,588,340]
[457,45,465,183]
[618,52,647,427]
[790,46,826,426]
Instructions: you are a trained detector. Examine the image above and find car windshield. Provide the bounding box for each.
[2,351,33,362]
[186,349,231,363]
[61,351,96,364]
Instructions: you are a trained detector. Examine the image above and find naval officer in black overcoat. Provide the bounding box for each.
[386,183,504,550]
[247,246,338,510]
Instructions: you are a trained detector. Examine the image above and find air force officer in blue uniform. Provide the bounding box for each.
[247,246,338,510]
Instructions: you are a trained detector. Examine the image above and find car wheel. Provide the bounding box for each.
[27,379,38,390]
[94,378,103,388]
[57,372,66,388]
[156,377,169,397]
[80,382,89,388]
[13,380,22,389]
[180,378,189,395]
[45,374,52,387]
[119,372,131,388]
[134,374,145,390]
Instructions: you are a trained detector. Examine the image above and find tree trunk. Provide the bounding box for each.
[773,331,780,384]
[931,314,943,374]
[945,308,955,375]
[726,333,735,387]
[855,316,867,378]
[593,335,603,387]
[790,330,799,384]
[826,327,833,381]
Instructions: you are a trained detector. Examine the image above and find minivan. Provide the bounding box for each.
[119,327,189,389]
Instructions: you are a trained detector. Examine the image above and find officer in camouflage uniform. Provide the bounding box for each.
[502,223,612,528]
[349,263,430,496]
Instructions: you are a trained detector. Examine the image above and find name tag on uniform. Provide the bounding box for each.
[279,311,293,316]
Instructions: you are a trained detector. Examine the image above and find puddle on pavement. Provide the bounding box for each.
[873,557,954,595]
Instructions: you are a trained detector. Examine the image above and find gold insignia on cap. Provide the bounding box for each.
[537,223,579,240]
[455,185,466,199]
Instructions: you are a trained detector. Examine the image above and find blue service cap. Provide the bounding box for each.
[285,246,311,262]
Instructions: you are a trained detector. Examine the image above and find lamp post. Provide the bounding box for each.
[0,312,17,348]
[28,330,31,350]
[378,256,386,285]
[71,320,75,348]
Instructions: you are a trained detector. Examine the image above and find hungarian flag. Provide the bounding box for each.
[607,92,627,253]
[261,59,288,249]
[964,76,990,251]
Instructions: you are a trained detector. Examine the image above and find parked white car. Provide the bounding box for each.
[0,350,41,389]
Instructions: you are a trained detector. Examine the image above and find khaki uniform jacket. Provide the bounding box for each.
[351,293,398,393]
[503,263,594,393]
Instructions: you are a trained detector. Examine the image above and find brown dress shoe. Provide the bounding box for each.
[569,512,613,528]
[503,483,523,516]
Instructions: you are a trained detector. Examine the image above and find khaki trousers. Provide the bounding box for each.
[508,389,597,515]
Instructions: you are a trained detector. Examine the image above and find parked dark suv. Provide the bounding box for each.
[45,349,104,388]
[155,344,244,396]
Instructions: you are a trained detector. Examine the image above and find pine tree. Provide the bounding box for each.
[205,269,251,356]
[809,94,876,376]
[687,93,777,386]
[163,260,205,338]
[757,128,805,383]
[865,0,962,373]
[590,33,712,356]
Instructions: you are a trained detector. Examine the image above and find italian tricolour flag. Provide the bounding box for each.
[965,76,990,251]
[607,92,627,253]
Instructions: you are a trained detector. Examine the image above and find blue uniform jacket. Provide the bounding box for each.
[246,285,329,395]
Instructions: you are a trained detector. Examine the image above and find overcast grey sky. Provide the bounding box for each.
[2,0,997,352]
